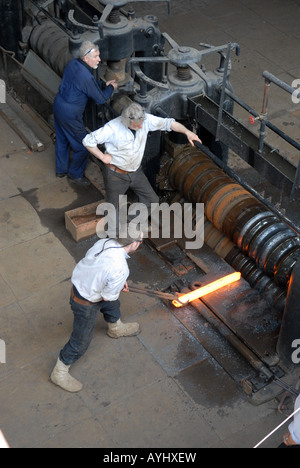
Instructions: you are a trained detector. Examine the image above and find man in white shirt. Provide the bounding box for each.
[82,102,202,212]
[50,236,142,393]
[282,394,300,447]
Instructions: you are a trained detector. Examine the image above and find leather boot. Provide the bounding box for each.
[107,319,140,338]
[50,358,83,393]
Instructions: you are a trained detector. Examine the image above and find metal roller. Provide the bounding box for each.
[229,205,268,245]
[275,250,300,285]
[237,212,279,251]
[206,185,254,231]
[257,229,299,270]
[203,218,286,310]
[29,21,71,77]
[169,148,300,286]
[248,223,290,260]
[266,237,300,276]
[168,149,231,204]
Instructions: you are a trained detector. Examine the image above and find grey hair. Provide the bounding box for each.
[78,41,99,59]
[121,103,146,127]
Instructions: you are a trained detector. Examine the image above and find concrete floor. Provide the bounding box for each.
[1,0,300,449]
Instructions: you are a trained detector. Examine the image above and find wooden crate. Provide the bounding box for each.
[65,200,105,242]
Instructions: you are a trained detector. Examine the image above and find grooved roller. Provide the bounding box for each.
[169,148,300,286]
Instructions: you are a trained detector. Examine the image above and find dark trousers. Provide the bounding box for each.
[54,94,89,179]
[59,288,120,366]
[103,165,159,207]
[54,123,89,179]
[102,165,159,235]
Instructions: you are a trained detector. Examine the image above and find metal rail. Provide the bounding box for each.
[222,72,300,201]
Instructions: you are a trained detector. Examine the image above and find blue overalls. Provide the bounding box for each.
[53,58,114,178]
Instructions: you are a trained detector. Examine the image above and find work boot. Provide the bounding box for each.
[67,176,91,187]
[50,358,83,393]
[107,319,140,339]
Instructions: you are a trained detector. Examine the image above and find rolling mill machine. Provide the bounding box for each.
[1,0,300,403]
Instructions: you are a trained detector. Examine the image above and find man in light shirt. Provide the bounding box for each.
[82,102,202,211]
[0,430,9,448]
[50,235,142,393]
[282,395,300,447]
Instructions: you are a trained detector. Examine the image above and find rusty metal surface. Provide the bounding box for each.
[197,277,280,366]
[169,253,281,367]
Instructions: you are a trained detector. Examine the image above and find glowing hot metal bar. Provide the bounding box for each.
[172,272,242,307]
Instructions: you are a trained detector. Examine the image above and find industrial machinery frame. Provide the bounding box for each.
[1,0,300,399]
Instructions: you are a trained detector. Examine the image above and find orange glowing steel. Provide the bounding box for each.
[172,272,242,308]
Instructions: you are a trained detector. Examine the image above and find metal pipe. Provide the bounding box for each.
[225,88,300,153]
[258,80,270,153]
[215,43,231,142]
[262,71,300,100]
[261,80,270,115]
[258,119,266,154]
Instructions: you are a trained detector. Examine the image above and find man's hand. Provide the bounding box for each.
[283,431,297,446]
[122,282,129,293]
[101,153,113,164]
[106,80,118,90]
[170,121,202,147]
[84,145,112,164]
[186,130,202,147]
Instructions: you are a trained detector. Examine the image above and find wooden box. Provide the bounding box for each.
[65,201,105,242]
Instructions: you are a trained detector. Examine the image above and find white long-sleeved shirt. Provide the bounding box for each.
[289,395,300,445]
[71,239,130,302]
[82,113,174,172]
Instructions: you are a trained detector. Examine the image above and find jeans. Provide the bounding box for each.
[59,290,120,366]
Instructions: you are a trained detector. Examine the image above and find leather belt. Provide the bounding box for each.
[71,286,98,306]
[107,163,134,175]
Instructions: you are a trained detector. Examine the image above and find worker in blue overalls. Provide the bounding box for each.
[53,41,118,186]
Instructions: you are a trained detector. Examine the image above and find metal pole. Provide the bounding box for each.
[128,285,179,301]
[262,71,300,99]
[258,79,270,153]
[215,43,231,142]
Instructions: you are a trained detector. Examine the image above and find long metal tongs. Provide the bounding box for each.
[128,284,181,302]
